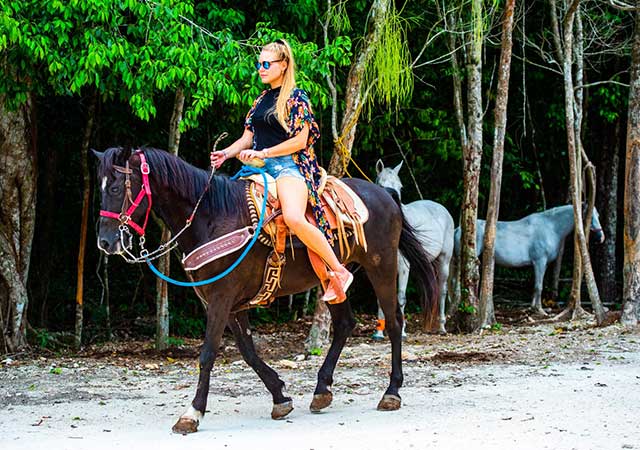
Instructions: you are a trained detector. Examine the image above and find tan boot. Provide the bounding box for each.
[321,268,354,303]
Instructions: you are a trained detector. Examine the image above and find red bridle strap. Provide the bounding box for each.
[100,151,152,236]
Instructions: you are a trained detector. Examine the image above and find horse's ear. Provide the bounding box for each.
[375,159,384,175]
[393,160,403,175]
[91,149,104,160]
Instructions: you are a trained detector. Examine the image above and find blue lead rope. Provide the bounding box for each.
[146,166,268,287]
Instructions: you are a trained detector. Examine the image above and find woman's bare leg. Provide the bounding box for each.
[276,177,343,272]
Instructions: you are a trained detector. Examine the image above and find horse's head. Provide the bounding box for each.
[375,160,404,200]
[590,207,605,244]
[93,147,152,255]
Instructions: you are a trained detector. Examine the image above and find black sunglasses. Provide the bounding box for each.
[255,59,282,70]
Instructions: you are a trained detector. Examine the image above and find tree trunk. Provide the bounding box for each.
[551,236,566,300]
[308,0,391,350]
[436,2,466,313]
[305,289,331,353]
[458,0,484,332]
[479,0,515,329]
[595,118,621,305]
[560,0,605,324]
[0,93,37,353]
[622,9,640,327]
[156,88,185,350]
[74,92,97,349]
[327,0,390,177]
[437,1,467,149]
[563,5,587,320]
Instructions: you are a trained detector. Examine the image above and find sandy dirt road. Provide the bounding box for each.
[1,322,639,450]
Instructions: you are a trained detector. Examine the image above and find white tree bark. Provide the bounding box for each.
[622,7,640,327]
[458,0,484,332]
[480,0,516,329]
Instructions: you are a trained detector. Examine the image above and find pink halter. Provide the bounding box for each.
[99,151,152,236]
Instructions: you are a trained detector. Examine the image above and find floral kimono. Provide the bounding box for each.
[244,88,333,243]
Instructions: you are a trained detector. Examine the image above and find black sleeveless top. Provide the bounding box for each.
[251,87,289,150]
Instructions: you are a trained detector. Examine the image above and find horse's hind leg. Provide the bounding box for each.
[530,260,548,316]
[396,253,410,338]
[437,254,451,334]
[310,300,356,413]
[228,311,293,420]
[366,263,403,411]
[373,253,408,340]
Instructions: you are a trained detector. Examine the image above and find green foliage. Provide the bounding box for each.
[1,1,350,128]
[33,328,53,349]
[458,302,477,315]
[309,347,323,356]
[363,3,413,116]
[166,336,185,347]
[594,84,626,123]
[328,0,351,34]
[170,308,205,338]
[250,306,298,325]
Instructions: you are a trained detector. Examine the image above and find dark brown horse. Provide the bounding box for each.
[94,146,438,434]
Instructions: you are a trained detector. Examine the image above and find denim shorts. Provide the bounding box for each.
[263,154,305,181]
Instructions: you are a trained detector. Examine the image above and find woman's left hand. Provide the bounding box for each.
[238,150,266,162]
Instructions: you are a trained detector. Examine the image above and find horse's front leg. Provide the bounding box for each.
[310,301,356,412]
[172,300,231,435]
[228,311,294,420]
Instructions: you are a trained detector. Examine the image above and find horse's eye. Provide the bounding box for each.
[109,185,121,195]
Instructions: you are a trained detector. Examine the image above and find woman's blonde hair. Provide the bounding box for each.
[262,39,296,130]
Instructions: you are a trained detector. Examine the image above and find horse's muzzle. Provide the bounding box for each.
[97,236,124,255]
[592,230,605,244]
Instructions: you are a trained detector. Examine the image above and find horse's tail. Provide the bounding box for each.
[386,188,440,327]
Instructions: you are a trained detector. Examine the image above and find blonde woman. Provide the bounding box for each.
[210,39,352,302]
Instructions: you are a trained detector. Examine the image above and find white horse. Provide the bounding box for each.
[374,160,455,336]
[451,205,605,315]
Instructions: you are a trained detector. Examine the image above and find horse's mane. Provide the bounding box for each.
[100,147,247,219]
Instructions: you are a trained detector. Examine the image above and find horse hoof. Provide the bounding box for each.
[310,392,333,413]
[172,417,199,435]
[271,400,294,420]
[377,394,401,411]
[530,308,548,317]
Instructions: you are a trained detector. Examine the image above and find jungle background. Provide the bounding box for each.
[1,0,639,354]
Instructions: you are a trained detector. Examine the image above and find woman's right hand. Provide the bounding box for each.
[210,150,228,169]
